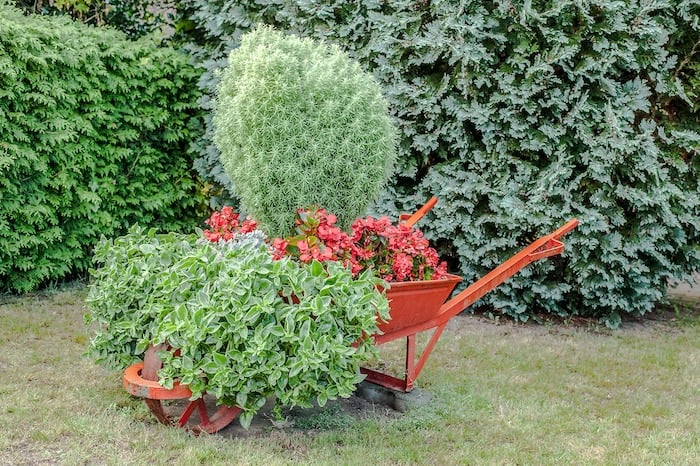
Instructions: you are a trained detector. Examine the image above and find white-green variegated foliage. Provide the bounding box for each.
[86,226,390,428]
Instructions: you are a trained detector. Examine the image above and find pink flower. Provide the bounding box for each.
[240,219,258,233]
[202,207,257,243]
[205,205,449,282]
[391,252,414,282]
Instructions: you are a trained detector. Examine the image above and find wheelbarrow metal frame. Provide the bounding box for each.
[363,199,578,392]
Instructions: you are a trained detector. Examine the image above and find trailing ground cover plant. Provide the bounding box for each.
[86,226,390,428]
[213,26,397,237]
[182,0,699,326]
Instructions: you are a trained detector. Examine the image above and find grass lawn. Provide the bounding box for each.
[1,285,698,465]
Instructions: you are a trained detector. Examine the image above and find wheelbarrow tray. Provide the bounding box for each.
[363,216,579,392]
[378,274,462,334]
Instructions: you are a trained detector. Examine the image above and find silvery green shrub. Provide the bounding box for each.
[212,26,397,237]
[180,0,700,327]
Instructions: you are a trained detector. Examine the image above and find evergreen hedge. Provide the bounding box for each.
[0,3,207,293]
[180,0,699,326]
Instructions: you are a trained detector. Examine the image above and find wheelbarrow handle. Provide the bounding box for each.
[429,217,579,327]
[527,219,579,260]
[549,218,580,240]
[400,196,438,227]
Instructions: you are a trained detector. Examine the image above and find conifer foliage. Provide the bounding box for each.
[0,2,207,292]
[213,26,396,237]
[169,1,699,325]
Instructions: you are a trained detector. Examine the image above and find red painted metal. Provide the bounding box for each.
[363,198,579,392]
[123,362,193,400]
[377,274,462,334]
[400,196,438,227]
[123,344,241,434]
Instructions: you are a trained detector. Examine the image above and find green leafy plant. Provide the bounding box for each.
[86,226,390,429]
[0,2,207,293]
[182,0,699,326]
[213,25,397,237]
[13,0,173,39]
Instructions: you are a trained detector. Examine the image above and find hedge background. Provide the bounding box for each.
[0,2,207,293]
[179,0,700,326]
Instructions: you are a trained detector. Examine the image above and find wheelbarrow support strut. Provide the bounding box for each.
[362,211,579,392]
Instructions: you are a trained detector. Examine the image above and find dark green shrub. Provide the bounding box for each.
[403,1,700,327]
[213,26,396,237]
[180,1,699,326]
[13,0,173,40]
[0,2,207,293]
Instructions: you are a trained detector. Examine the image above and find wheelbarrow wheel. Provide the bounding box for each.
[127,344,241,434]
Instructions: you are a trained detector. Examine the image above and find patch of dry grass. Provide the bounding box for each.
[1,285,698,465]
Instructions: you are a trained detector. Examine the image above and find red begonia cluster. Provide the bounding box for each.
[349,215,448,281]
[202,206,257,242]
[272,207,448,282]
[203,206,447,282]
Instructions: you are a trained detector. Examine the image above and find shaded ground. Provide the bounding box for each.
[209,382,410,438]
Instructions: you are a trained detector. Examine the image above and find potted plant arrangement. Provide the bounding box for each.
[252,204,459,334]
[87,225,389,431]
[86,25,455,433]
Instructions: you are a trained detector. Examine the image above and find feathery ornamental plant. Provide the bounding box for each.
[213,25,397,238]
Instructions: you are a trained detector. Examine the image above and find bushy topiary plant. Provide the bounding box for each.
[213,25,397,237]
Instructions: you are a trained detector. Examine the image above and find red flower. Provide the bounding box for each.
[391,252,413,282]
[202,207,257,243]
[202,205,448,282]
[272,208,448,282]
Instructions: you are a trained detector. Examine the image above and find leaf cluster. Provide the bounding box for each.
[85,226,390,428]
[0,3,207,292]
[13,0,174,40]
[180,0,699,326]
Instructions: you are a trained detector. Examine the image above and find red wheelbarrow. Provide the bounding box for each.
[123,197,578,433]
[362,197,578,392]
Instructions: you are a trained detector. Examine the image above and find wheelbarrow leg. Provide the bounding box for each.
[124,344,242,434]
[362,323,449,393]
[405,334,416,391]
